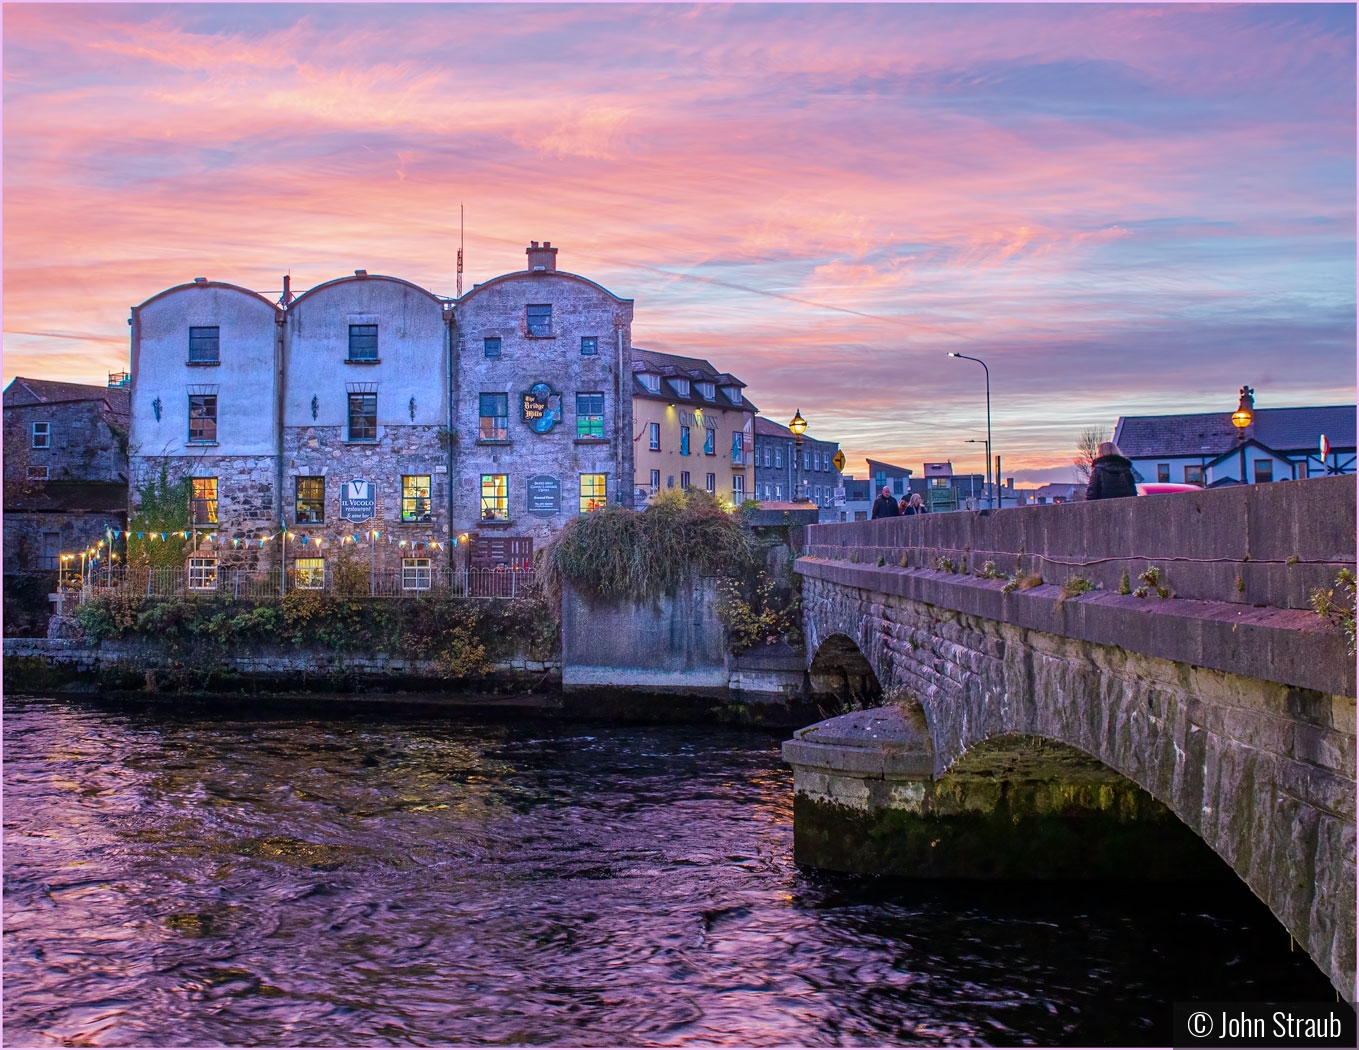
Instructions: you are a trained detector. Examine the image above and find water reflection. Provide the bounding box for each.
[3,698,1333,1046]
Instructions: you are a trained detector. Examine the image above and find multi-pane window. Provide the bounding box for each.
[526,304,552,337]
[40,531,59,570]
[348,324,379,361]
[479,393,509,440]
[192,478,218,525]
[803,452,811,471]
[1157,464,1170,483]
[579,474,607,514]
[581,336,598,356]
[189,394,217,442]
[402,475,432,523]
[732,475,745,501]
[481,474,509,521]
[680,471,691,490]
[1254,460,1274,484]
[639,374,661,393]
[680,426,690,456]
[704,428,715,455]
[348,393,377,441]
[484,336,502,359]
[188,558,218,591]
[296,476,325,523]
[295,557,325,589]
[189,326,220,362]
[774,448,783,468]
[650,469,661,493]
[732,432,744,464]
[696,382,715,401]
[648,423,660,450]
[576,393,604,438]
[1185,465,1204,486]
[763,447,771,468]
[705,473,715,494]
[402,558,432,591]
[668,378,690,397]
[30,422,50,449]
[724,387,742,405]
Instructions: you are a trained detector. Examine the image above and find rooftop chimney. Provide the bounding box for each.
[193,277,207,283]
[526,240,558,272]
[278,274,294,307]
[354,269,368,277]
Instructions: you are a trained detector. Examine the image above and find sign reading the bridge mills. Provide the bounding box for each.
[340,479,376,523]
[521,382,561,434]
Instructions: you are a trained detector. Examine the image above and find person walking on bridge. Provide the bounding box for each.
[1085,441,1139,500]
[871,486,900,518]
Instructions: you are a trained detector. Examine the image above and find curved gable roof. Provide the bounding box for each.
[457,269,632,305]
[288,273,448,310]
[134,281,282,314]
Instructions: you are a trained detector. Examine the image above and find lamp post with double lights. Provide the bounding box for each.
[789,409,808,502]
[947,353,994,509]
[1231,384,1255,485]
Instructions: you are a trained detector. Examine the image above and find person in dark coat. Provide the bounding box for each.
[871,486,900,518]
[1085,441,1139,500]
[902,492,927,515]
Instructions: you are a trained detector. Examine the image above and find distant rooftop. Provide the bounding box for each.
[3,376,130,414]
[1114,404,1355,459]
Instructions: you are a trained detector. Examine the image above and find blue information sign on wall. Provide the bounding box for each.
[527,475,561,516]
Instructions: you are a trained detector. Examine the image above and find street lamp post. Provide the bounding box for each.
[788,409,808,502]
[1231,384,1255,484]
[948,353,993,509]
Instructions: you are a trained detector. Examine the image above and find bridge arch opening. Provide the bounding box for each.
[808,634,882,711]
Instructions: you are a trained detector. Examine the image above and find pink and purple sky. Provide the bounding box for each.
[4,3,1354,483]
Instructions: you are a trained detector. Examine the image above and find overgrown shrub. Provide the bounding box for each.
[1311,568,1357,656]
[717,571,803,655]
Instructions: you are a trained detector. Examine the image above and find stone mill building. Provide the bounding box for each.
[127,242,634,582]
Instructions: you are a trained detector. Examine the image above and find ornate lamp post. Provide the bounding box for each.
[789,409,808,502]
[948,353,994,509]
[1231,384,1254,484]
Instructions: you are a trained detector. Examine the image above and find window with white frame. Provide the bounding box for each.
[704,428,715,455]
[706,473,715,493]
[639,374,661,394]
[668,377,690,397]
[723,386,742,404]
[679,471,690,490]
[732,474,745,501]
[296,557,325,589]
[696,382,715,401]
[648,422,660,450]
[774,448,783,468]
[31,422,50,449]
[402,558,432,591]
[650,469,660,493]
[188,558,218,591]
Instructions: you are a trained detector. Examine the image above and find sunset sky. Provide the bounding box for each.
[4,3,1354,483]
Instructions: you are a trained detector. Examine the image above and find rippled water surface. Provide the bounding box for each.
[3,697,1334,1046]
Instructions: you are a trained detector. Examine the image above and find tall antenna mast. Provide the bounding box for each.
[456,202,464,299]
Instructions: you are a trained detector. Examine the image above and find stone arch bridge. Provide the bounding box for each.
[783,476,1355,1000]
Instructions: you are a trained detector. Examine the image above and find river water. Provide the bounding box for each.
[3,697,1335,1046]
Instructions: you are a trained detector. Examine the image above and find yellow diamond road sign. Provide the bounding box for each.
[832,449,846,472]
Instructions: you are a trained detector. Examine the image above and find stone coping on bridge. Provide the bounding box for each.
[782,706,934,779]
[805,474,1355,612]
[795,557,1355,698]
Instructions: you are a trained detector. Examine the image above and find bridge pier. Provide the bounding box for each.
[785,707,1228,880]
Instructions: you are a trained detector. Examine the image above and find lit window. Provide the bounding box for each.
[1185,465,1204,486]
[402,475,432,523]
[1157,464,1170,483]
[704,428,715,455]
[680,471,690,490]
[579,473,607,514]
[402,558,432,591]
[696,382,715,401]
[650,469,660,493]
[295,557,325,590]
[348,392,377,441]
[188,557,218,591]
[648,422,660,450]
[189,394,217,442]
[27,465,48,481]
[705,473,715,493]
[581,336,598,356]
[479,393,509,440]
[31,422,50,449]
[668,377,690,397]
[576,392,604,438]
[680,426,690,455]
[189,326,220,362]
[484,337,502,359]
[348,324,378,361]
[639,374,661,394]
[481,474,509,521]
[192,478,218,525]
[296,476,325,523]
[526,304,552,337]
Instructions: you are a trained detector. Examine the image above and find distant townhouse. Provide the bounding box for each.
[127,241,636,585]
[1113,396,1355,488]
[3,376,130,574]
[865,458,915,503]
[632,348,754,505]
[752,417,842,519]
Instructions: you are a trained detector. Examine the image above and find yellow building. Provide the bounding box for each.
[631,348,756,506]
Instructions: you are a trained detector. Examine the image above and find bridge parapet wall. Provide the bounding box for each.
[806,475,1354,611]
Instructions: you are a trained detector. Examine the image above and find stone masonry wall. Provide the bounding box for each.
[801,571,1356,1000]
